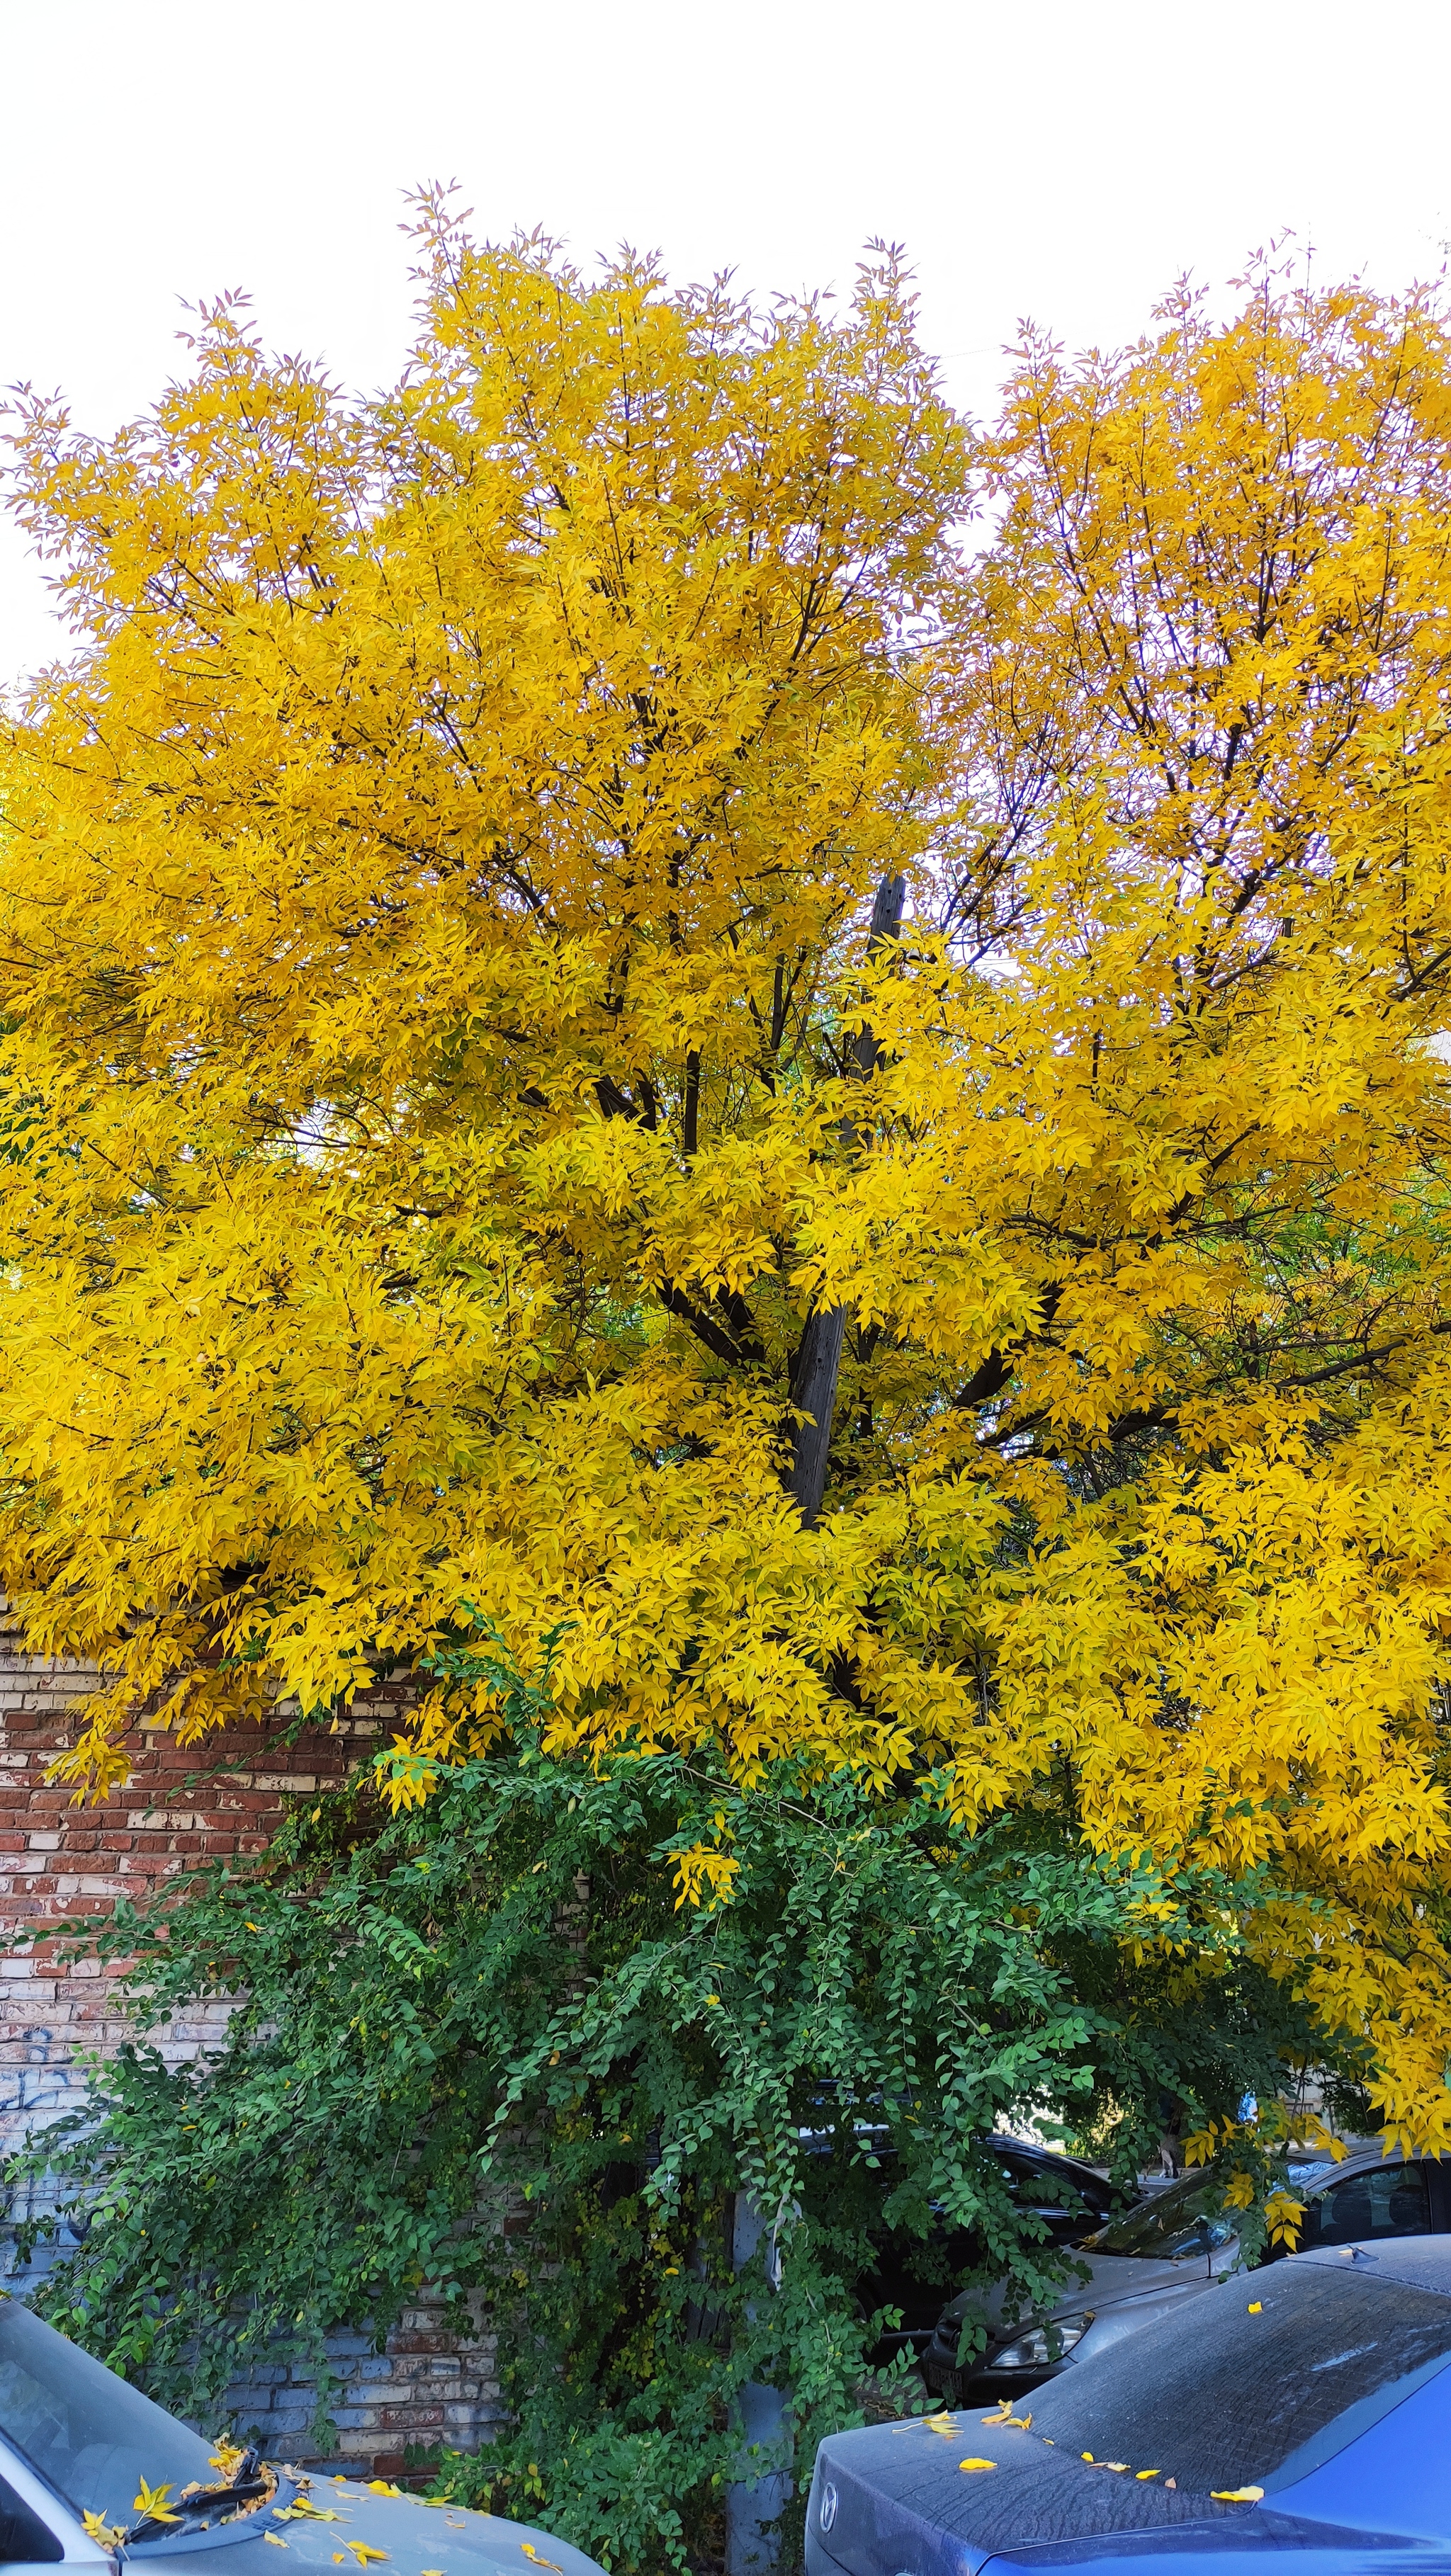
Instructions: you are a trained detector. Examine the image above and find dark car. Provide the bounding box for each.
[921,2140,1451,2406]
[858,2135,1127,2367]
[809,2231,1451,2576]
[0,2291,603,2576]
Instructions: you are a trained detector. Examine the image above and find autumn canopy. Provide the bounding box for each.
[4,212,1451,2155]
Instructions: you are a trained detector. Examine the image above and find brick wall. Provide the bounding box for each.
[219,2294,503,2476]
[0,1608,502,2474]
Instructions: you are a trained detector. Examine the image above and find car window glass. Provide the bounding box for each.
[999,2157,1066,2204]
[997,2155,1090,2212]
[1298,2164,1428,2250]
[0,2470,62,2563]
[1026,2265,1451,2497]
[0,2301,213,2541]
[1081,2169,1233,2258]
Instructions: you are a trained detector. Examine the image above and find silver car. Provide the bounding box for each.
[0,2291,602,2576]
[920,2143,1450,2406]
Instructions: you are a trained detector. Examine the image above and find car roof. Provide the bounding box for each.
[989,2134,1099,2170]
[1292,2231,1451,2293]
[1306,2140,1406,2173]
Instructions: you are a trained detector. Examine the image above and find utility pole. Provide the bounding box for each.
[724,2195,790,2576]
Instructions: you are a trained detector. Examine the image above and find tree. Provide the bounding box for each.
[5,228,1451,2553]
[16,1643,1315,2570]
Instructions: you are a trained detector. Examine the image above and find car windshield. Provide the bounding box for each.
[1027,2263,1451,2495]
[0,2298,215,2537]
[1080,2167,1234,2258]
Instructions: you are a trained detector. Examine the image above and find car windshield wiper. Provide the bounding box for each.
[128,2450,271,2542]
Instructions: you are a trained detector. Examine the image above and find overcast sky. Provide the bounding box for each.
[4,0,1449,691]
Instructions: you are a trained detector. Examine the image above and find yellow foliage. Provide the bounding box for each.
[1263,2190,1307,2248]
[670,1842,743,1912]
[4,225,1451,2137]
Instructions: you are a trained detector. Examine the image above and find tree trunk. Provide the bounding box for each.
[785,876,904,1526]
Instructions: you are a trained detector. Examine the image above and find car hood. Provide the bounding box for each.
[807,2418,1255,2576]
[940,2247,1236,2339]
[125,2478,604,2576]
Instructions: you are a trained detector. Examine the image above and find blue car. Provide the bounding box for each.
[807,2233,1451,2576]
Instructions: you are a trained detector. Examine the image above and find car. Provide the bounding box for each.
[0,2291,602,2576]
[920,2139,1450,2406]
[808,2230,1451,2576]
[856,2137,1131,2368]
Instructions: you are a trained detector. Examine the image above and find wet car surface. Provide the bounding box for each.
[0,2293,602,2576]
[811,2233,1451,2576]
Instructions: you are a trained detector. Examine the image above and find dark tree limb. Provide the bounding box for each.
[786,1305,849,1524]
[950,1349,1015,1412]
[786,875,905,1525]
[657,1281,766,1371]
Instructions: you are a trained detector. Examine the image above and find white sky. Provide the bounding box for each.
[4,0,1450,691]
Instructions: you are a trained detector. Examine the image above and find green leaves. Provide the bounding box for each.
[9,1638,1321,2568]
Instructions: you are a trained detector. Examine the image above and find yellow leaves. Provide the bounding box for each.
[10,234,1451,2143]
[957,2458,998,2473]
[133,2480,182,2525]
[363,2483,404,2498]
[210,2441,249,2480]
[1247,2302,1263,2314]
[671,1844,741,1911]
[340,2546,388,2565]
[82,2511,128,2548]
[1263,2194,1306,2249]
[519,2549,562,2571]
[1212,2487,1265,2504]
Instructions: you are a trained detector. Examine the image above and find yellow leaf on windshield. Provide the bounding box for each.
[344,2547,389,2565]
[958,2458,997,2473]
[134,2480,182,2525]
[1212,2487,1264,2503]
